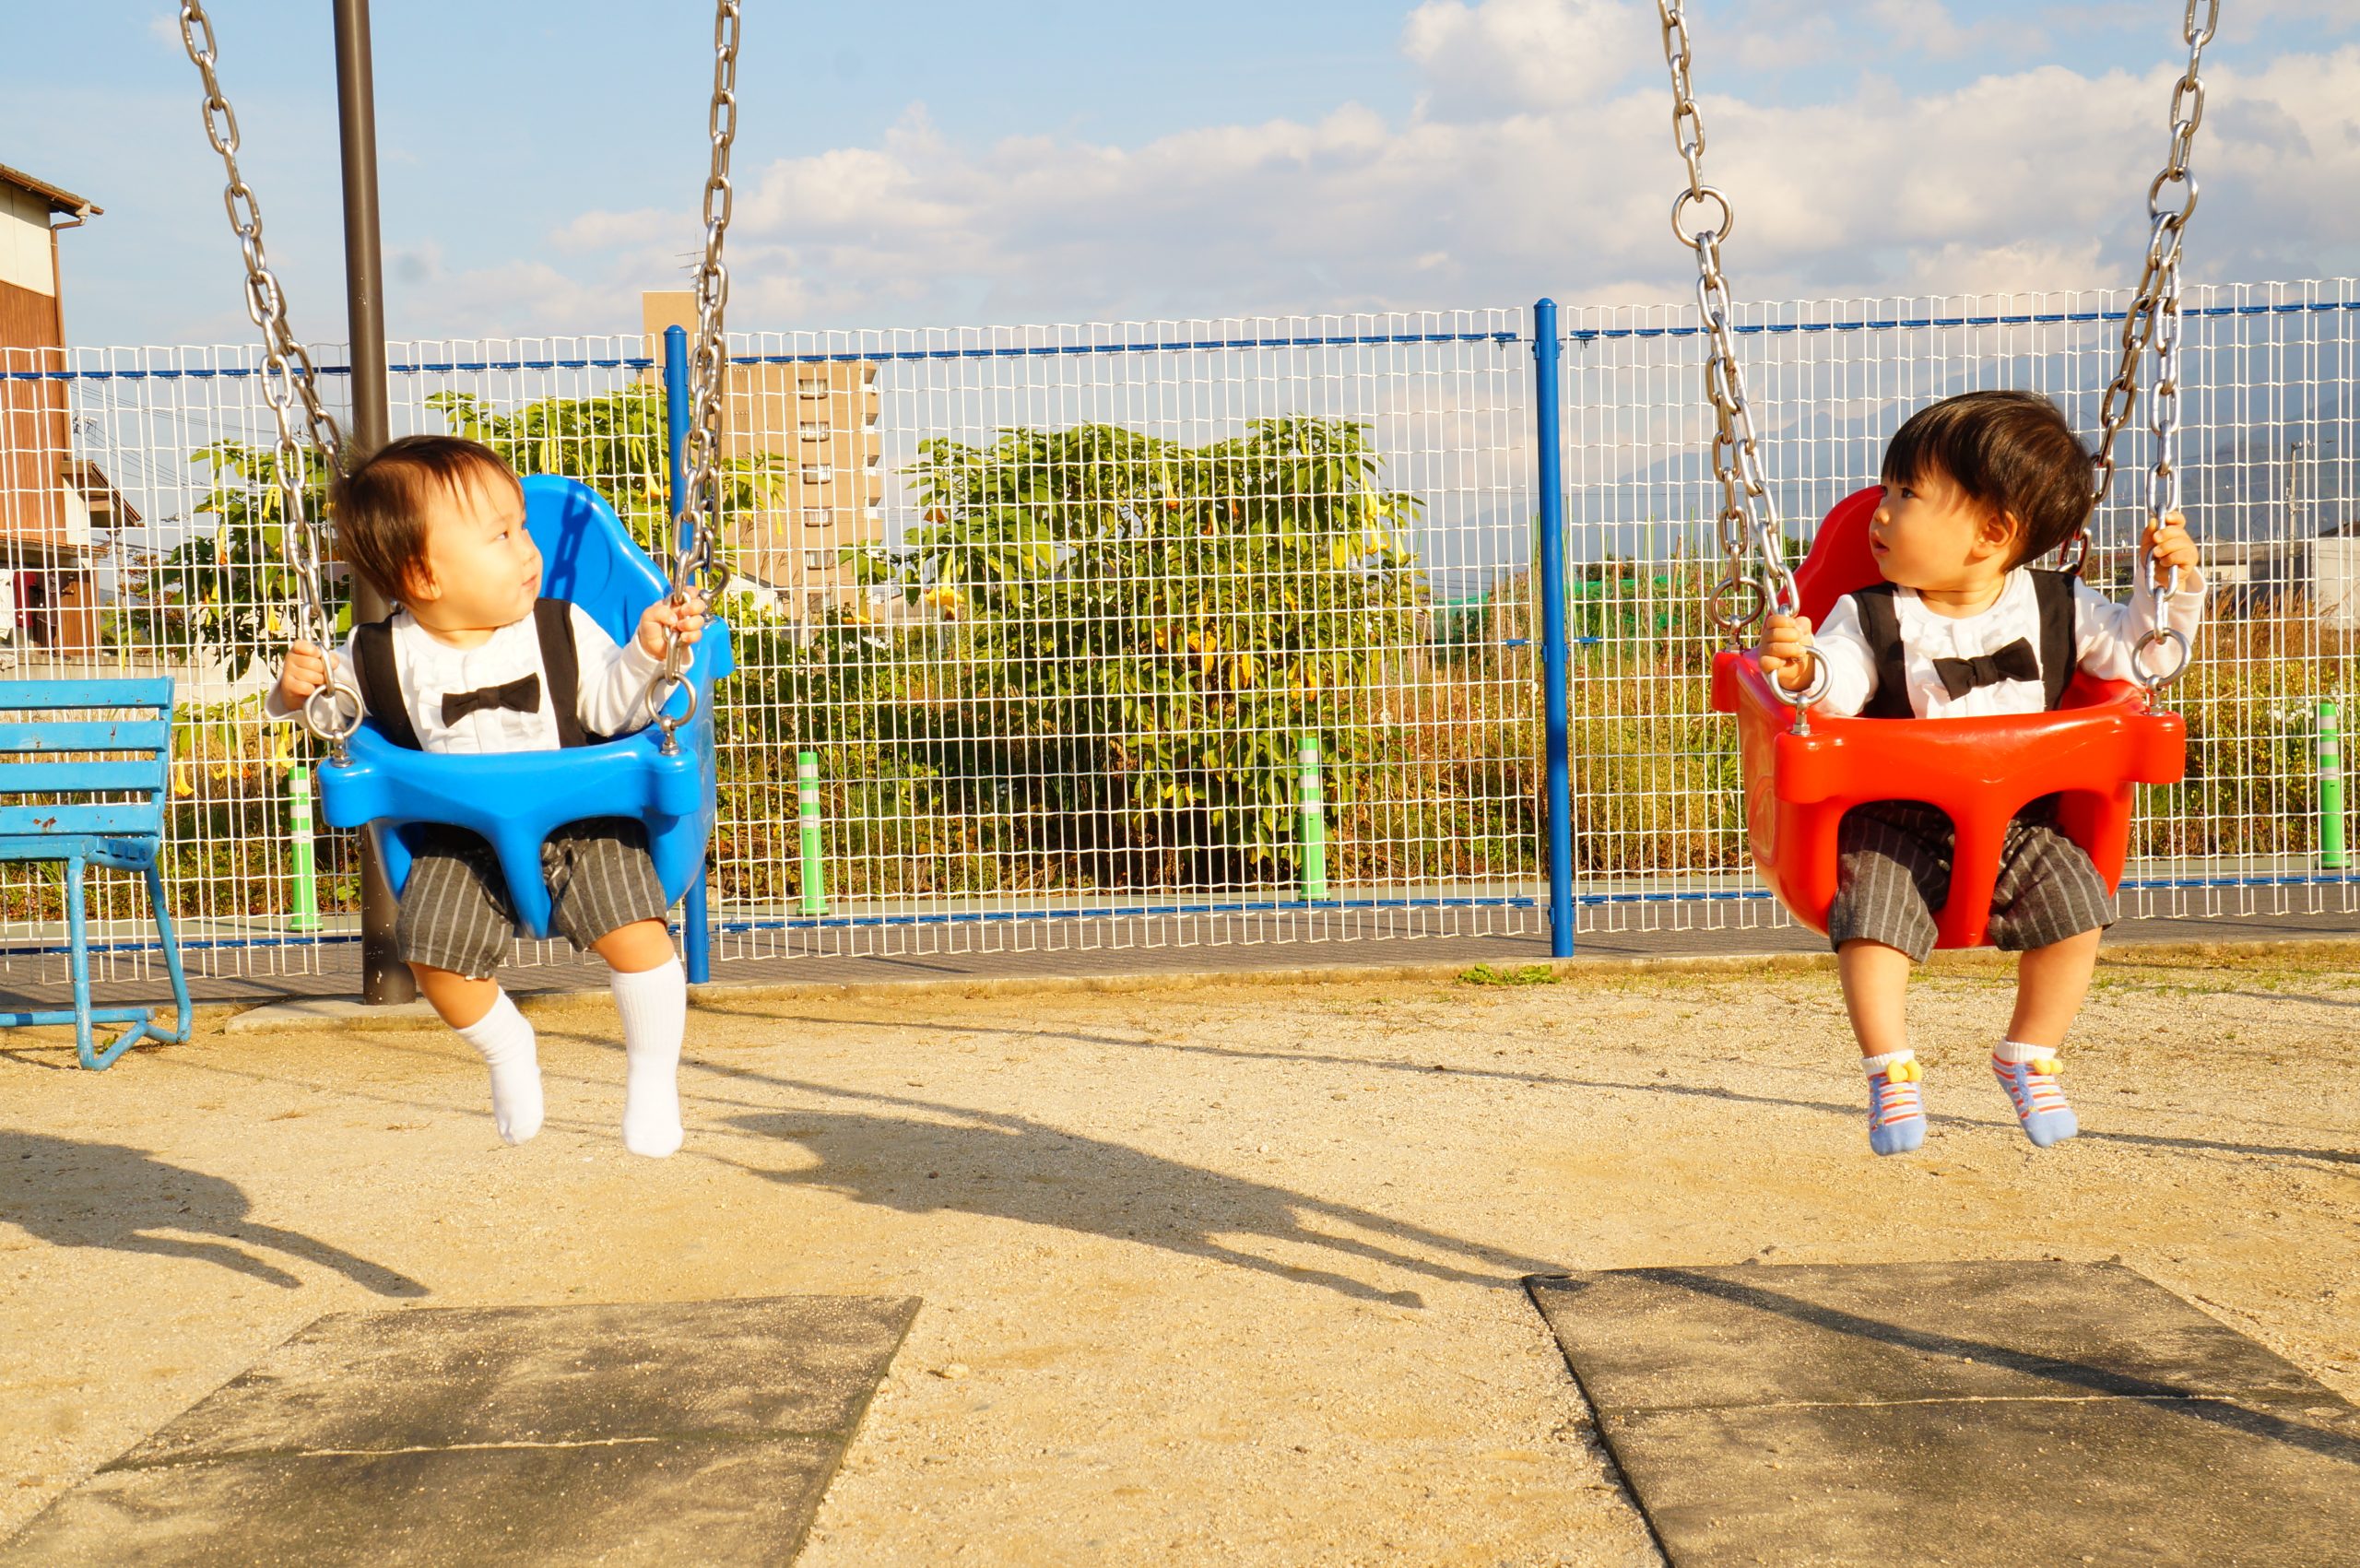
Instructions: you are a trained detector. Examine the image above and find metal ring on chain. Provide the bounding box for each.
[2147,169,2200,223]
[302,679,366,752]
[1706,575,1767,636]
[2131,626,2191,693]
[1765,646,1833,713]
[2059,532,2092,578]
[1671,185,1733,245]
[646,670,702,750]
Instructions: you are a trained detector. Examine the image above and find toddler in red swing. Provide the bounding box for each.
[1755,391,2204,1156]
[268,436,706,1156]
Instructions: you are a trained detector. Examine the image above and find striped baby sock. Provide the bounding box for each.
[1991,1040,2078,1149]
[1860,1050,1925,1156]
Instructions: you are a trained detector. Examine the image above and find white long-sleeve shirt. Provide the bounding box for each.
[266,604,665,753]
[1811,569,2208,720]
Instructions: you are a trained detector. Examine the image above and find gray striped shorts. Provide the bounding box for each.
[1828,797,2114,962]
[395,819,668,978]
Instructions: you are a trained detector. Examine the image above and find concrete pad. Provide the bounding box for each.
[223,997,444,1035]
[1528,1262,2360,1568]
[1,1296,918,1567]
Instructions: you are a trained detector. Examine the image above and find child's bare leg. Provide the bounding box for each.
[1989,928,2098,1148]
[415,961,543,1146]
[410,963,500,1028]
[1839,939,1926,1155]
[2006,927,2102,1048]
[594,918,678,976]
[1838,939,1913,1057]
[593,919,687,1157]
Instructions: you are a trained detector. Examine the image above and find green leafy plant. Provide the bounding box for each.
[111,441,343,681]
[111,386,785,680]
[429,385,786,560]
[842,415,1429,888]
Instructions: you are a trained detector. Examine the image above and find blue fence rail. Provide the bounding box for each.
[0,278,2354,985]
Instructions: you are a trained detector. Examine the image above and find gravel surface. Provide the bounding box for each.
[3,944,2355,1565]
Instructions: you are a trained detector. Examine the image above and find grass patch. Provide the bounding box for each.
[1457,962,1562,987]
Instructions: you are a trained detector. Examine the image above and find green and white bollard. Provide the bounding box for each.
[288,764,322,933]
[797,749,829,916]
[2322,700,2347,871]
[1297,734,1328,902]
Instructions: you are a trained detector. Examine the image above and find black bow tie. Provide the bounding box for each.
[1931,638,2041,700]
[442,673,542,725]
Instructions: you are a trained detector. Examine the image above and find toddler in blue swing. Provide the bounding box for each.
[1756,391,2205,1156]
[269,436,706,1157]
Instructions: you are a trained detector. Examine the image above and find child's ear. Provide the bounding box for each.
[400,561,442,607]
[1975,508,2022,564]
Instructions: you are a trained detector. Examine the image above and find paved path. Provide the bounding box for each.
[1529,1262,2360,1567]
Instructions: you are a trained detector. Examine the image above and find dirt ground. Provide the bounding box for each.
[4,944,2357,1566]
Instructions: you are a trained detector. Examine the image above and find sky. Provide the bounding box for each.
[4,0,2357,348]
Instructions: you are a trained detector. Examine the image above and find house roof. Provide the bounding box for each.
[61,460,141,527]
[0,164,101,219]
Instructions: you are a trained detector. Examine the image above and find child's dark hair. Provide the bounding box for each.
[1881,390,2093,566]
[329,435,522,599]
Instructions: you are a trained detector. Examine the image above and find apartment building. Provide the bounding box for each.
[0,163,124,655]
[641,291,883,623]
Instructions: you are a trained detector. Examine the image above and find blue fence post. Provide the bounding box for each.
[663,324,714,984]
[1532,300,1575,958]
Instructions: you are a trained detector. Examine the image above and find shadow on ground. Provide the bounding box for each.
[0,1131,427,1298]
[693,1000,2360,1170]
[715,1074,1564,1307]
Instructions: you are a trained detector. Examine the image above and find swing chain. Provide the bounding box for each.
[2083,0,2216,584]
[178,1,363,760]
[646,0,743,752]
[1657,0,1805,680]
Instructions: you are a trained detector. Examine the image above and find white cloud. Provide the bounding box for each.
[1400,0,1652,119]
[409,5,2360,337]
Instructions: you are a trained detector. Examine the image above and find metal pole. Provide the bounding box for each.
[332,0,411,1005]
[2322,699,2347,872]
[1532,301,1575,957]
[1296,734,1328,902]
[664,324,714,979]
[796,751,829,916]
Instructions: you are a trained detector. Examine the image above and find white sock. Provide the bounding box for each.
[1861,1050,1915,1077]
[1993,1039,2053,1064]
[612,960,687,1158]
[455,992,543,1146]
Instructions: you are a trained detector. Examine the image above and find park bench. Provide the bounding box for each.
[0,678,192,1069]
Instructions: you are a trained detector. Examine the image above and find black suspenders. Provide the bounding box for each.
[349,598,587,750]
[1846,572,2078,718]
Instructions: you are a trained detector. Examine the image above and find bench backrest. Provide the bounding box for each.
[0,678,176,841]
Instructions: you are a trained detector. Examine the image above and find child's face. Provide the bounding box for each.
[1870,466,2016,592]
[408,470,541,630]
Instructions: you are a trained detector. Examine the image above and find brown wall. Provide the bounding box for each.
[641,290,884,618]
[0,275,67,548]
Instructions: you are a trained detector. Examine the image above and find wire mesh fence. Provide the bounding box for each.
[1563,277,2360,931]
[0,280,2352,989]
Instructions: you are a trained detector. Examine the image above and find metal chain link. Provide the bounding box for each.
[643,0,743,752]
[179,1,363,759]
[2083,0,2218,594]
[1655,1,1823,717]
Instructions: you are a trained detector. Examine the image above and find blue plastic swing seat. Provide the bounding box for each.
[317,476,735,940]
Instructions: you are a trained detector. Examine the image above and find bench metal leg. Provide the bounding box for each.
[65,853,154,1072]
[145,856,193,1044]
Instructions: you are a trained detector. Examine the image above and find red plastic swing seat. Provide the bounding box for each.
[1708,486,2188,949]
